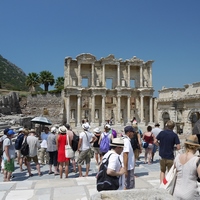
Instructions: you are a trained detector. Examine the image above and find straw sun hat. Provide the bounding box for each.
[110,137,124,147]
[184,135,200,147]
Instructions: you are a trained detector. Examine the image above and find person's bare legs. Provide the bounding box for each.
[95,153,99,165]
[148,148,152,164]
[78,165,83,177]
[160,171,165,183]
[49,164,53,173]
[59,162,63,178]
[19,157,23,171]
[85,163,90,177]
[71,158,76,172]
[144,149,148,163]
[35,162,41,175]
[65,161,69,178]
[26,162,32,176]
[3,170,8,181]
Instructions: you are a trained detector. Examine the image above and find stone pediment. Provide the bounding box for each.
[100,54,120,65]
[126,56,143,65]
[76,53,96,63]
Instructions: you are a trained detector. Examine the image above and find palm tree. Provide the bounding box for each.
[39,71,55,91]
[55,77,64,89]
[25,73,40,92]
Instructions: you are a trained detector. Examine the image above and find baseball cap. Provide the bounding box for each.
[124,126,135,133]
[7,130,16,135]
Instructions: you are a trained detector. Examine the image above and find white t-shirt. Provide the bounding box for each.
[121,135,135,170]
[3,138,15,160]
[79,131,94,151]
[103,150,122,173]
[152,127,162,138]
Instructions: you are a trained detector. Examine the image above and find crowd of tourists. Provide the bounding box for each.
[0,119,200,199]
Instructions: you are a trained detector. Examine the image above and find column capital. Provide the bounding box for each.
[77,94,81,98]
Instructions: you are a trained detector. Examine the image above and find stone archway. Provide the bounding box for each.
[162,112,170,129]
[188,110,200,128]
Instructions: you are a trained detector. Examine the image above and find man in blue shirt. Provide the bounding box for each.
[155,120,180,183]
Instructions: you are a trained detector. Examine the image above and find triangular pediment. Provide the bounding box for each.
[76,53,96,62]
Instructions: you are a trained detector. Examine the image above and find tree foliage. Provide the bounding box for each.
[55,76,64,89]
[25,73,40,92]
[39,70,55,91]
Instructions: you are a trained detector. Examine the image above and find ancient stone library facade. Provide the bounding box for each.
[62,53,154,128]
[157,82,200,134]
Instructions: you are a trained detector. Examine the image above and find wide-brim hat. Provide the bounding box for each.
[82,123,90,130]
[58,126,67,133]
[185,135,200,147]
[93,127,101,133]
[104,124,111,130]
[110,137,124,147]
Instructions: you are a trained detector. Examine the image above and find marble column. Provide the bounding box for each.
[149,66,152,87]
[91,94,95,124]
[117,95,121,124]
[78,62,81,87]
[127,64,130,87]
[91,63,94,86]
[67,60,70,86]
[140,65,143,87]
[66,95,70,124]
[149,97,153,123]
[117,63,120,87]
[127,95,131,123]
[77,94,81,126]
[102,64,105,87]
[140,95,144,122]
[101,95,105,125]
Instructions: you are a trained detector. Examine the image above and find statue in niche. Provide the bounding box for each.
[122,79,125,87]
[144,79,148,87]
[96,79,100,86]
[95,109,99,118]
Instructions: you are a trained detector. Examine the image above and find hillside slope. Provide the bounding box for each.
[0,54,28,91]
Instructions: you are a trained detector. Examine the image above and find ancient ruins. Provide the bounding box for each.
[63,53,154,129]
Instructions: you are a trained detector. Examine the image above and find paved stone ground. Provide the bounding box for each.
[0,151,161,200]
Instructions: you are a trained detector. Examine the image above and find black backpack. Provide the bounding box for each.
[96,153,120,192]
[21,137,29,156]
[71,132,79,152]
[15,134,24,150]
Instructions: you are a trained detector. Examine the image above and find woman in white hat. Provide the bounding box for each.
[173,135,200,199]
[93,127,101,165]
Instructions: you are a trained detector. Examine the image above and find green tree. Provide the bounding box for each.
[25,73,40,92]
[55,77,64,89]
[39,70,55,91]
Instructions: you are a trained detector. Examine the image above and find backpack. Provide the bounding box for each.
[131,133,139,150]
[20,137,29,156]
[96,153,120,191]
[100,133,110,153]
[111,129,117,138]
[71,132,79,152]
[15,134,24,150]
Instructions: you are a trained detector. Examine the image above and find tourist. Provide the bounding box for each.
[47,127,59,175]
[142,126,155,164]
[65,124,77,173]
[131,123,142,163]
[3,129,16,181]
[122,126,135,189]
[93,127,101,165]
[26,129,42,177]
[39,127,50,165]
[0,128,10,174]
[97,137,125,191]
[173,135,200,199]
[15,128,25,171]
[155,120,180,183]
[57,126,70,178]
[99,124,113,161]
[77,123,96,177]
[151,123,162,162]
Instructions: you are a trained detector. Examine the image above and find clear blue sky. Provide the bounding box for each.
[1,0,200,97]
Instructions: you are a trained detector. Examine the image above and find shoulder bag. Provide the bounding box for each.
[159,164,177,195]
[65,133,75,158]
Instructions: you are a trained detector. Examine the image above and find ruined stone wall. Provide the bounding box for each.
[25,92,64,125]
[0,92,21,114]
